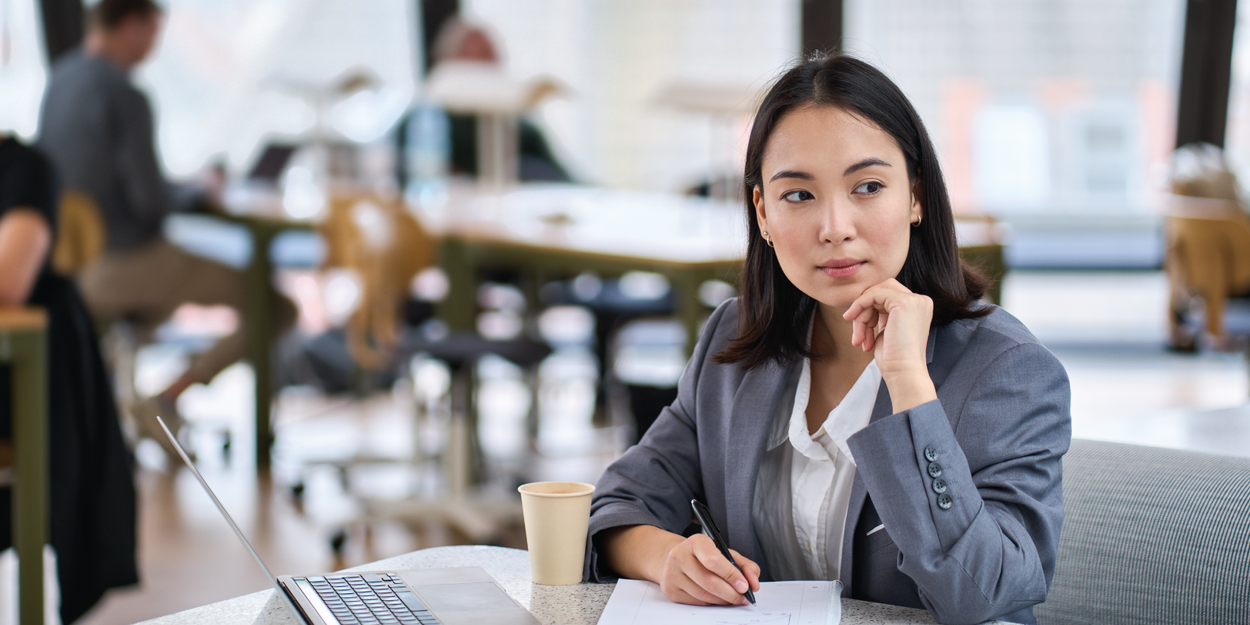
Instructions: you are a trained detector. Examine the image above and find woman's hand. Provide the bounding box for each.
[658,534,761,606]
[602,525,760,607]
[843,278,937,411]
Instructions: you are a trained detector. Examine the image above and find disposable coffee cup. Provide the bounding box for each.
[518,481,595,585]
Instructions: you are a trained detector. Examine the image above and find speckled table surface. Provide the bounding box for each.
[136,545,1002,624]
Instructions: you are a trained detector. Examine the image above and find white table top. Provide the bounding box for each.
[415,184,748,265]
[136,545,992,625]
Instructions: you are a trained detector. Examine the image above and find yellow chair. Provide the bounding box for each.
[320,193,439,370]
[51,190,106,276]
[1164,205,1250,344]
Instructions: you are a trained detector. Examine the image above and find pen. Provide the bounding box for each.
[690,498,756,605]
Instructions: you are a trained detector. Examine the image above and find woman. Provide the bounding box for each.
[0,135,138,623]
[586,55,1070,625]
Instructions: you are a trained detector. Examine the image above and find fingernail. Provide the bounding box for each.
[734,580,748,593]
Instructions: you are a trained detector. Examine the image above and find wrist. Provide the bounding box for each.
[885,370,937,413]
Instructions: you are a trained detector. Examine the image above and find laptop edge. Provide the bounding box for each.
[155,417,538,625]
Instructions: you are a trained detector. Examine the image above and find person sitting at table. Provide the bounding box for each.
[585,54,1071,625]
[36,0,297,457]
[0,135,138,624]
[427,16,573,182]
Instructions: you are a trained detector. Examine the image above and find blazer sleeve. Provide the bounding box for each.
[846,342,1071,625]
[583,301,733,582]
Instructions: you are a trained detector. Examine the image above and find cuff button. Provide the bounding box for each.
[924,446,939,461]
[937,493,953,510]
[932,477,947,494]
[927,461,943,478]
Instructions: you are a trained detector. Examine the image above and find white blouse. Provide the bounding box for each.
[785,357,882,580]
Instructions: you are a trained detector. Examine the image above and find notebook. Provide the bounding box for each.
[156,417,539,625]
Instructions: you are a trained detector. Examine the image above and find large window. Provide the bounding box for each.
[845,0,1185,217]
[464,0,799,191]
[0,0,48,140]
[139,0,418,176]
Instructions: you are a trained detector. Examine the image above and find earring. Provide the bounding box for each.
[761,231,775,248]
[911,216,922,228]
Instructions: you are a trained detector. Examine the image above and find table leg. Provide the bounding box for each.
[9,329,47,625]
[246,229,277,472]
[673,273,704,357]
[438,238,476,332]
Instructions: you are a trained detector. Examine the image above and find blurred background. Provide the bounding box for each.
[2,0,1250,623]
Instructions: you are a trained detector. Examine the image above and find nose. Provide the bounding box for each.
[818,197,856,244]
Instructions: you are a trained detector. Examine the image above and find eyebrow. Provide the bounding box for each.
[844,157,891,176]
[768,158,893,183]
[769,169,814,183]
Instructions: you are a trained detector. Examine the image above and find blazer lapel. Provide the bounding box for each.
[839,326,938,593]
[724,359,794,579]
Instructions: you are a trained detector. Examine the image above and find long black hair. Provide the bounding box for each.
[715,53,988,370]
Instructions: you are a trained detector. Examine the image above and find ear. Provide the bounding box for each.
[909,181,924,225]
[753,185,768,232]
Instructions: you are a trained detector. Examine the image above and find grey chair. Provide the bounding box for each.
[1037,439,1250,625]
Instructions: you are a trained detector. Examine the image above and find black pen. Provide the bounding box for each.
[690,498,756,605]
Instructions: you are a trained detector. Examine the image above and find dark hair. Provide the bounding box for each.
[88,0,162,31]
[715,53,988,370]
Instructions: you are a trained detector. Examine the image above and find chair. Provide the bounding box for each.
[1164,200,1250,349]
[294,193,551,549]
[1036,439,1250,624]
[319,193,438,370]
[953,213,1007,306]
[50,190,106,276]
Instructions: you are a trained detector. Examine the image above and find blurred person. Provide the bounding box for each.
[1165,142,1250,351]
[588,54,1070,625]
[0,134,137,623]
[36,0,297,457]
[428,16,572,182]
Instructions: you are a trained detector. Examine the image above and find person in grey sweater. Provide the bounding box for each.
[37,0,296,458]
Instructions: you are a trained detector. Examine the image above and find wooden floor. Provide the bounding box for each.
[3,269,1250,624]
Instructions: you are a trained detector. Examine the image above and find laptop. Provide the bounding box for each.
[156,417,540,625]
[246,143,299,183]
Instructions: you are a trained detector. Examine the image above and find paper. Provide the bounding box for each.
[597,579,841,625]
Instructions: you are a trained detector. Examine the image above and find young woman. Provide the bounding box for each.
[0,135,138,623]
[585,55,1071,625]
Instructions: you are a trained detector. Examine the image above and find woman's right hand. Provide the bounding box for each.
[603,524,761,606]
[658,533,761,606]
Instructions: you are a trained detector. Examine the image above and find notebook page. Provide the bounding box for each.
[597,578,841,625]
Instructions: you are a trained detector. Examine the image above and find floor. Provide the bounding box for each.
[2,269,1249,625]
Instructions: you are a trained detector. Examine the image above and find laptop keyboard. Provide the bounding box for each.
[301,572,441,625]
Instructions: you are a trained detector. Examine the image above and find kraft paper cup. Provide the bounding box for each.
[518,481,595,585]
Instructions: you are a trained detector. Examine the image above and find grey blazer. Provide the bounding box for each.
[586,299,1071,625]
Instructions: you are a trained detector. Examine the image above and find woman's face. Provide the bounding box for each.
[754,104,921,310]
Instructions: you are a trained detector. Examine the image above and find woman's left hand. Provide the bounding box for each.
[843,279,938,411]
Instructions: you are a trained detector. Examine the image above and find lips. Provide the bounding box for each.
[818,258,865,278]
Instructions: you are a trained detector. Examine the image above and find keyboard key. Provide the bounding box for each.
[394,591,427,612]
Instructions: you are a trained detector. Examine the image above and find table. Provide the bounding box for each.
[416,186,746,355]
[136,545,985,625]
[0,306,48,625]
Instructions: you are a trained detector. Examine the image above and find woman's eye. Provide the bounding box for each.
[781,190,814,202]
[854,181,883,195]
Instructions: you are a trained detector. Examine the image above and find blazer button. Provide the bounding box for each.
[924,446,939,462]
[927,461,943,478]
[932,477,947,494]
[937,493,953,510]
